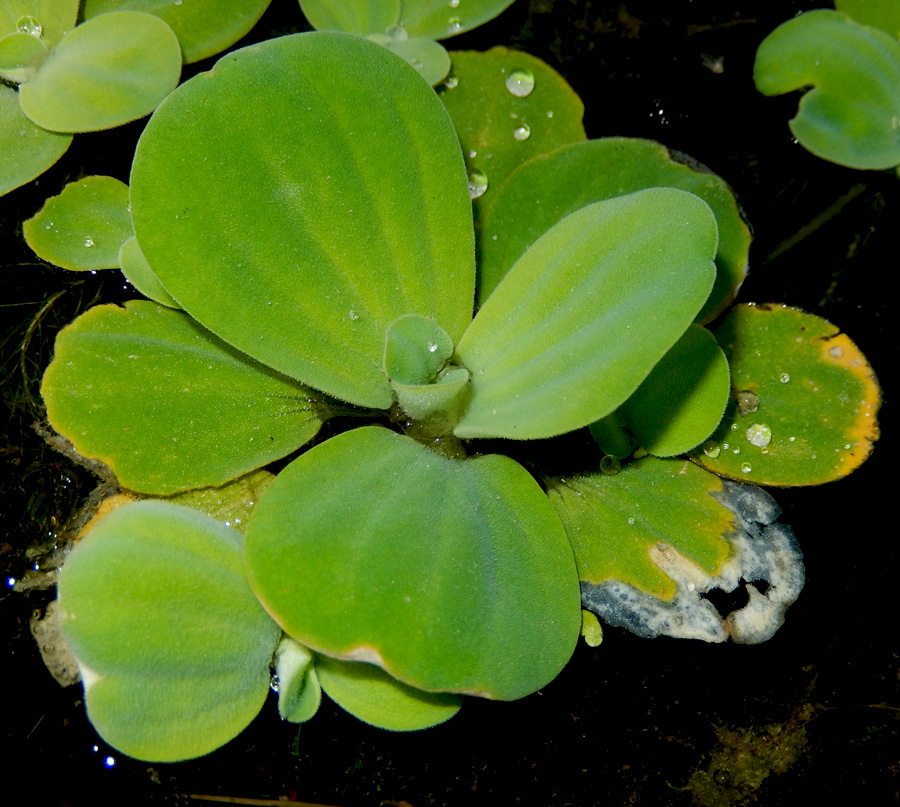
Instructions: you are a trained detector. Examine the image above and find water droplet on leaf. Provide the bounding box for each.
[736,389,759,415]
[740,463,752,473]
[513,123,531,141]
[702,441,720,458]
[505,68,535,97]
[829,346,844,358]
[444,76,458,89]
[468,169,488,199]
[348,310,359,321]
[16,16,42,37]
[83,237,95,248]
[780,373,791,383]
[746,423,772,448]
[600,456,620,475]
[447,17,463,33]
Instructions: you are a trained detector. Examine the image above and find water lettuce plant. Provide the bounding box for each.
[754,7,900,171]
[27,24,881,764]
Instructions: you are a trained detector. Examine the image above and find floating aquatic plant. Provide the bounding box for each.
[19,22,880,764]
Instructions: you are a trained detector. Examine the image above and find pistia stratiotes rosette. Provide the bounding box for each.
[45,29,876,764]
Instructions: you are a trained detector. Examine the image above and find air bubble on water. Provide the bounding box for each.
[505,68,535,97]
[600,456,620,475]
[740,463,752,473]
[468,169,488,199]
[829,346,844,358]
[17,16,42,36]
[780,373,790,383]
[746,423,772,448]
[83,237,95,247]
[513,123,531,141]
[702,441,720,458]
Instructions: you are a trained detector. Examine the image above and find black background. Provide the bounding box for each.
[2,2,896,805]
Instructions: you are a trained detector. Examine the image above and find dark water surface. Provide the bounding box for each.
[2,2,896,805]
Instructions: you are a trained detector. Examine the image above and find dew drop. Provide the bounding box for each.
[513,123,531,141]
[702,441,720,458]
[505,68,535,97]
[83,237,95,248]
[780,373,791,383]
[600,456,620,475]
[829,345,844,358]
[17,16,42,37]
[444,75,459,89]
[746,423,772,448]
[740,463,752,474]
[468,169,488,199]
[447,16,463,33]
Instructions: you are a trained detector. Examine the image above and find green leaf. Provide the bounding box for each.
[19,11,182,133]
[23,176,132,270]
[300,0,400,36]
[454,188,718,440]
[478,138,750,319]
[439,47,586,215]
[548,458,806,643]
[381,35,450,85]
[691,304,881,486]
[0,31,48,83]
[400,0,516,40]
[612,324,730,457]
[0,0,80,48]
[316,655,461,730]
[384,313,454,385]
[118,236,181,308]
[83,0,272,64]
[57,500,282,761]
[245,426,581,701]
[754,9,900,169]
[273,635,321,723]
[131,32,474,409]
[836,0,900,38]
[41,301,323,495]
[0,84,71,196]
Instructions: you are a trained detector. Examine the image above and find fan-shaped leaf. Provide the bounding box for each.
[23,176,132,270]
[131,32,474,409]
[754,10,900,169]
[245,426,581,701]
[41,301,323,495]
[19,11,181,133]
[478,138,750,319]
[691,304,880,486]
[454,188,718,440]
[57,501,281,761]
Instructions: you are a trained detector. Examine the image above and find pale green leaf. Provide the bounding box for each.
[164,468,275,534]
[400,0,516,40]
[0,31,48,83]
[754,9,900,169]
[57,500,281,761]
[131,32,474,409]
[274,635,321,723]
[836,0,900,38]
[118,236,181,308]
[245,426,581,701]
[613,324,730,457]
[83,0,272,64]
[41,301,323,495]
[0,0,79,48]
[19,11,182,133]
[382,36,450,85]
[23,176,132,270]
[0,84,71,196]
[300,0,400,36]
[454,188,718,440]
[691,304,881,486]
[439,48,586,215]
[317,655,461,730]
[478,138,750,319]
